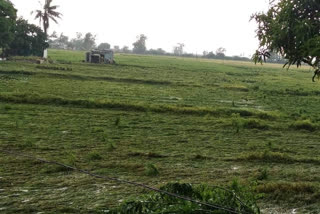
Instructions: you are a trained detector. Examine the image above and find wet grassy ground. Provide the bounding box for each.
[1,49,320,213]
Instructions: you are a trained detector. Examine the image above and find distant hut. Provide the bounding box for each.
[85,50,115,64]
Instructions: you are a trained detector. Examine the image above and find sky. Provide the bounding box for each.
[10,0,270,57]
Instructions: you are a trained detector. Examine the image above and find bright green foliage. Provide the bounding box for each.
[4,18,48,56]
[110,182,260,213]
[0,0,16,51]
[252,0,320,80]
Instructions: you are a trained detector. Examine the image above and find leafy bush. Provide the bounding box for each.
[109,182,260,213]
[5,18,48,57]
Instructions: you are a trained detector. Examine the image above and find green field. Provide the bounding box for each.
[1,49,320,213]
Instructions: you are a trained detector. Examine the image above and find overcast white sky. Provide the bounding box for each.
[11,0,269,57]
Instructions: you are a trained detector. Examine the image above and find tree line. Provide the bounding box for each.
[0,0,48,57]
[1,0,318,76]
[48,33,253,61]
[0,0,62,57]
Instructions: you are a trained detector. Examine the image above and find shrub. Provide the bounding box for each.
[110,182,260,213]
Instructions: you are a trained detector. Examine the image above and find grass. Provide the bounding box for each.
[1,49,320,213]
[144,164,160,176]
[235,151,320,164]
[290,119,317,132]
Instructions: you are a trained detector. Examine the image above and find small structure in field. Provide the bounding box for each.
[85,49,115,64]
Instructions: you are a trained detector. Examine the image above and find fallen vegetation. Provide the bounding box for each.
[1,49,320,212]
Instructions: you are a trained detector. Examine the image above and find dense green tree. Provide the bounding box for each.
[216,47,226,58]
[252,0,320,81]
[5,18,48,56]
[0,0,16,52]
[83,32,96,50]
[121,46,130,53]
[113,45,120,52]
[32,0,62,37]
[49,32,69,49]
[204,51,216,59]
[148,48,166,55]
[98,42,110,50]
[133,34,147,54]
[69,32,83,50]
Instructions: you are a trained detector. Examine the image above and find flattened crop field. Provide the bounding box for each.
[1,49,320,213]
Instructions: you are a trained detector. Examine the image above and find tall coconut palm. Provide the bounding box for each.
[32,0,62,37]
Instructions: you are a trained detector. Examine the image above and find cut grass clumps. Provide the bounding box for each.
[3,104,12,111]
[237,151,295,164]
[192,154,209,160]
[256,182,319,203]
[114,116,121,126]
[56,59,72,64]
[242,119,269,130]
[0,92,278,120]
[128,151,165,159]
[144,163,159,176]
[18,140,37,149]
[87,151,103,161]
[256,168,269,181]
[111,182,260,213]
[42,165,73,174]
[290,119,317,132]
[223,85,249,92]
[257,182,316,194]
[236,151,320,164]
[7,56,45,64]
[106,143,116,151]
[36,65,72,71]
[232,113,269,132]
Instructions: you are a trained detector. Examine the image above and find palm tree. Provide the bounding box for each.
[32,0,62,37]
